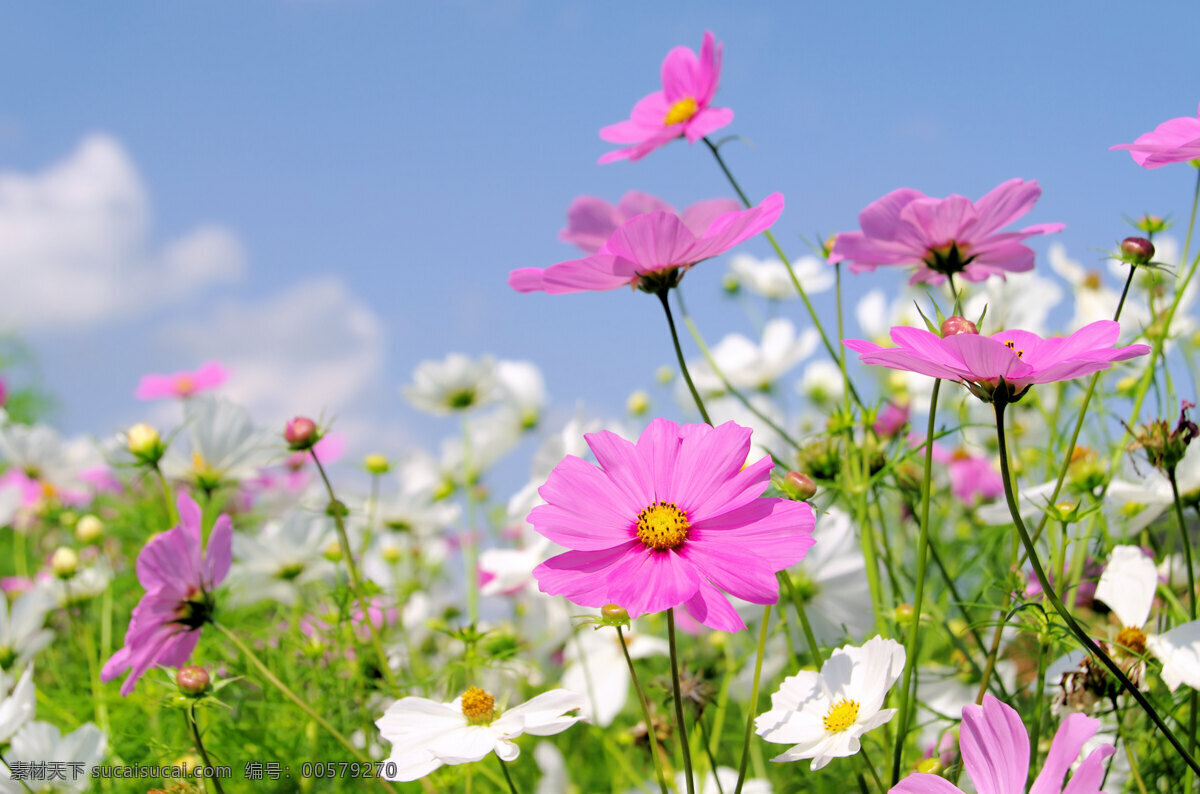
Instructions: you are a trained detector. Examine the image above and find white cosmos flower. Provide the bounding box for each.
[161,397,278,490]
[789,508,873,644]
[0,422,105,505]
[0,589,55,672]
[798,360,845,407]
[962,269,1063,337]
[226,511,336,606]
[728,253,834,300]
[403,353,498,415]
[4,721,105,792]
[561,625,668,727]
[0,666,34,744]
[755,635,905,770]
[35,555,112,607]
[1106,441,1200,534]
[1047,243,1148,334]
[534,741,568,794]
[1148,621,1200,692]
[376,687,585,781]
[688,318,819,396]
[495,360,546,429]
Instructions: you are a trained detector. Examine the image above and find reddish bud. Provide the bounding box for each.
[1120,237,1155,266]
[176,665,211,696]
[940,316,978,336]
[783,471,818,501]
[284,417,318,450]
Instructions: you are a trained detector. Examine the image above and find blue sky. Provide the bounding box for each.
[0,0,1197,468]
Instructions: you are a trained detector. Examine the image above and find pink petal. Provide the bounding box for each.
[682,582,746,632]
[684,107,734,143]
[960,695,1029,794]
[902,194,977,245]
[615,190,675,221]
[603,211,699,271]
[689,498,815,569]
[686,193,785,262]
[1029,712,1101,794]
[679,198,742,238]
[584,429,655,512]
[660,44,702,103]
[559,196,620,254]
[891,774,966,794]
[857,187,927,243]
[534,544,642,607]
[941,334,1033,383]
[205,513,233,587]
[966,179,1042,238]
[677,542,780,604]
[606,547,702,618]
[536,255,641,294]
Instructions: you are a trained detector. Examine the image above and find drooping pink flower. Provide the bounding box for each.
[873,401,910,437]
[844,320,1149,403]
[134,361,229,401]
[890,695,1114,794]
[560,191,741,255]
[101,493,232,696]
[510,193,783,295]
[1111,103,1200,168]
[529,418,815,632]
[927,442,1004,506]
[829,179,1064,285]
[598,31,733,164]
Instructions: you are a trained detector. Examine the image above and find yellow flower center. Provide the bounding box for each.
[1003,339,1025,358]
[460,686,496,725]
[1083,271,1102,290]
[175,375,196,395]
[636,501,690,551]
[664,97,699,126]
[1117,626,1147,655]
[822,699,860,733]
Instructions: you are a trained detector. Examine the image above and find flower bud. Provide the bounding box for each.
[323,540,343,562]
[894,603,915,623]
[75,514,104,544]
[721,273,741,295]
[626,390,650,416]
[916,758,943,775]
[51,546,78,579]
[127,423,164,463]
[363,453,391,475]
[601,603,629,623]
[940,316,978,336]
[176,665,211,696]
[655,365,675,385]
[782,471,818,501]
[381,543,403,564]
[284,417,319,451]
[1120,236,1155,266]
[1136,214,1167,235]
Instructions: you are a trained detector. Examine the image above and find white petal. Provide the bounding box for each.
[1148,619,1200,692]
[1095,545,1157,628]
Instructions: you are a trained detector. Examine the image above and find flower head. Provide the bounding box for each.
[134,361,228,400]
[830,179,1064,285]
[891,695,1114,794]
[375,687,585,781]
[598,31,732,164]
[402,353,498,415]
[1129,400,1198,473]
[755,635,904,770]
[844,320,1149,403]
[560,191,741,255]
[529,418,815,632]
[101,493,232,696]
[510,194,783,295]
[1111,103,1200,168]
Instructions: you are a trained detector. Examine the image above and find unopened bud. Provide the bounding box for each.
[782,471,818,501]
[176,665,211,696]
[364,453,391,475]
[721,273,741,295]
[1120,237,1155,266]
[284,417,319,450]
[601,603,629,623]
[655,365,675,385]
[626,390,650,416]
[894,603,915,623]
[381,544,402,564]
[323,541,343,562]
[51,547,78,579]
[75,514,103,544]
[916,758,943,775]
[940,316,978,336]
[1136,215,1167,235]
[127,423,164,463]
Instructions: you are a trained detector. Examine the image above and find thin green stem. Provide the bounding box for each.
[153,463,179,525]
[658,289,711,424]
[1170,466,1198,786]
[780,572,823,666]
[994,399,1200,776]
[734,605,770,794]
[496,756,520,794]
[1182,169,1200,278]
[185,707,227,794]
[310,451,398,690]
[892,378,942,784]
[1029,635,1049,779]
[858,744,886,793]
[616,625,669,794]
[697,714,726,794]
[668,609,697,794]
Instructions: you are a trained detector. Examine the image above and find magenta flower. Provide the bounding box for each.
[529,418,815,632]
[1112,103,1200,168]
[844,320,1149,403]
[598,31,733,164]
[929,442,1004,506]
[829,179,1064,285]
[101,493,232,696]
[510,193,783,295]
[134,361,229,400]
[560,191,740,255]
[891,695,1113,794]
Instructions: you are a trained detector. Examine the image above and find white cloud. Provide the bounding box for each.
[160,277,386,433]
[0,134,244,332]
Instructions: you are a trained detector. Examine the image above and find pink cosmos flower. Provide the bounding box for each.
[529,418,816,632]
[1111,103,1200,168]
[598,31,733,164]
[829,179,1064,285]
[927,441,1003,506]
[890,694,1114,794]
[844,320,1150,403]
[134,361,229,401]
[510,193,783,295]
[560,191,741,255]
[101,493,232,696]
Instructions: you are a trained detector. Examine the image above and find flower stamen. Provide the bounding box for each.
[460,686,497,725]
[1116,626,1147,656]
[822,699,860,733]
[636,500,690,551]
[664,97,698,126]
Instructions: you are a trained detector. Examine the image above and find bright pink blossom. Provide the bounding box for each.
[1112,103,1200,168]
[510,194,783,295]
[101,493,232,696]
[134,361,229,401]
[529,418,815,632]
[928,442,1003,506]
[598,31,732,164]
[891,695,1113,794]
[560,191,740,255]
[844,320,1149,403]
[829,179,1064,285]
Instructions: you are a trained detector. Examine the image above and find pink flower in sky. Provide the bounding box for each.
[560,191,740,255]
[891,695,1114,794]
[101,493,232,696]
[509,193,783,295]
[134,361,229,400]
[829,179,1064,285]
[598,31,732,164]
[529,418,815,632]
[844,320,1149,403]
[1111,103,1200,168]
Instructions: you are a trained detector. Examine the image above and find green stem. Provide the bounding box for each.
[702,137,863,410]
[1030,635,1049,779]
[780,572,823,666]
[496,756,520,794]
[1169,466,1198,785]
[153,463,179,525]
[858,744,886,793]
[734,605,771,794]
[1182,169,1200,279]
[697,714,726,794]
[891,378,942,784]
[616,625,669,794]
[994,398,1200,776]
[185,706,227,794]
[668,609,697,794]
[310,451,398,690]
[658,289,711,424]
